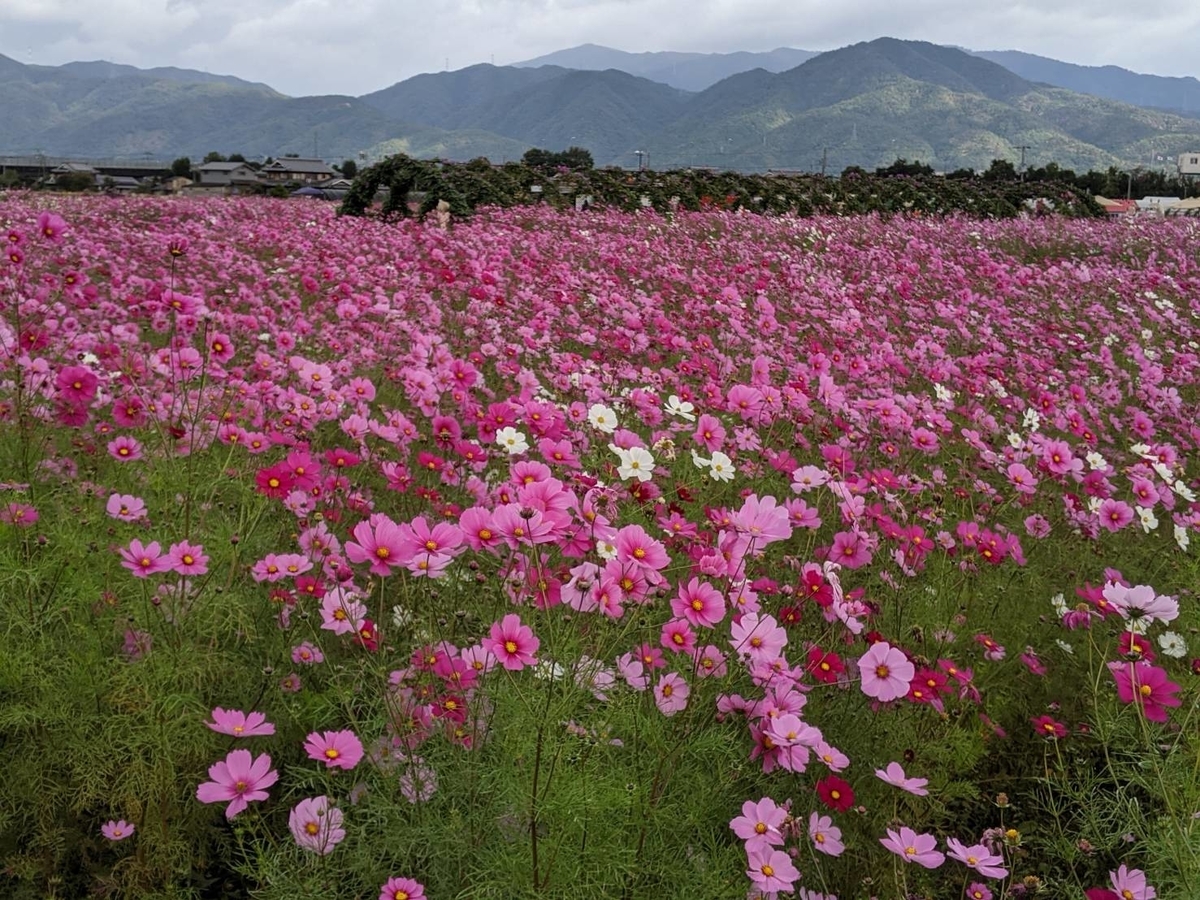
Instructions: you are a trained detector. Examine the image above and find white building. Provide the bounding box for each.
[1178,152,1200,177]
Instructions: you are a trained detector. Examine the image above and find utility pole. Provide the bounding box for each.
[1016,144,1031,180]
[820,147,828,176]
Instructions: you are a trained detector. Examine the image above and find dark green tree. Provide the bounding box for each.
[339,160,358,179]
[170,157,192,178]
[202,152,227,164]
[982,159,1018,181]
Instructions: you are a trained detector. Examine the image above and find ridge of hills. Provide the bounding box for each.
[3,39,1199,174]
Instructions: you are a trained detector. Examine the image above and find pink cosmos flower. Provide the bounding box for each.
[304,729,364,770]
[946,837,1009,878]
[168,540,209,576]
[829,529,872,568]
[345,514,408,576]
[1109,662,1182,723]
[292,642,325,665]
[857,642,915,702]
[670,577,726,628]
[880,825,945,868]
[481,614,540,671]
[729,612,787,663]
[55,365,98,404]
[730,797,787,850]
[195,749,278,819]
[108,435,143,462]
[106,493,147,522]
[1097,498,1135,532]
[320,588,368,635]
[874,761,930,795]
[0,502,37,526]
[746,845,800,894]
[379,877,427,900]
[101,820,135,841]
[654,672,690,716]
[289,796,345,855]
[206,708,275,737]
[118,539,172,578]
[808,811,844,856]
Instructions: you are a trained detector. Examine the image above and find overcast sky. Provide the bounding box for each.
[1,0,1197,96]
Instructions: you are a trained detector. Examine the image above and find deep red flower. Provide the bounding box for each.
[815,776,855,812]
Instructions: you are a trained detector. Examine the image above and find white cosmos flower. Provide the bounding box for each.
[1022,409,1041,432]
[595,539,617,560]
[708,451,735,482]
[1174,480,1196,502]
[1056,640,1074,655]
[1137,507,1159,533]
[933,383,954,403]
[665,394,695,421]
[495,426,529,455]
[587,404,618,433]
[1174,524,1190,551]
[1158,631,1187,658]
[1050,593,1069,618]
[1085,451,1108,471]
[610,444,654,482]
[1007,432,1024,449]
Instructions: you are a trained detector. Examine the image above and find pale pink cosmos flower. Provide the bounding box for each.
[1101,582,1178,626]
[106,493,147,522]
[808,811,844,856]
[379,877,427,900]
[730,797,787,850]
[292,642,325,665]
[195,749,278,819]
[320,588,367,636]
[857,642,915,702]
[101,819,135,841]
[304,729,364,770]
[729,612,787,663]
[654,672,690,716]
[289,796,345,855]
[1109,864,1156,900]
[746,845,800,894]
[946,837,1009,879]
[874,761,929,796]
[206,708,275,738]
[880,825,945,868]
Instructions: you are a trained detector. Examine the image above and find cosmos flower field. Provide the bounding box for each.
[1,195,1197,900]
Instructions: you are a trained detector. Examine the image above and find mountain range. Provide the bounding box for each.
[2,39,1199,174]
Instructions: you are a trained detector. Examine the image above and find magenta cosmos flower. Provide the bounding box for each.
[857,641,915,702]
[880,825,945,868]
[106,493,147,522]
[344,514,408,576]
[206,708,275,737]
[379,877,426,900]
[1109,662,1182,723]
[118,539,172,578]
[168,540,209,576]
[195,749,278,819]
[304,729,364,770]
[874,761,929,796]
[289,796,345,855]
[101,819,135,841]
[481,614,540,671]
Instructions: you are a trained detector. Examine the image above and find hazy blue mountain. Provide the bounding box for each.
[513,43,819,91]
[638,39,1200,173]
[972,50,1200,117]
[361,65,693,163]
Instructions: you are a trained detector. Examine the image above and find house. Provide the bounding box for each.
[95,174,142,193]
[193,161,261,188]
[1095,196,1137,217]
[261,157,336,184]
[1177,152,1200,178]
[1135,196,1181,215]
